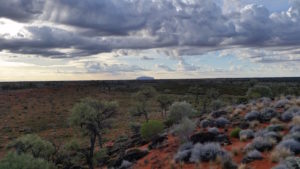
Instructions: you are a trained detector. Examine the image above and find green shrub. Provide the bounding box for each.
[141,120,164,141]
[167,101,195,125]
[230,127,241,138]
[247,85,272,99]
[0,152,56,169]
[7,134,55,160]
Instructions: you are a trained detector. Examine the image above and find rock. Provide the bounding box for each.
[190,132,231,145]
[123,149,149,162]
[211,110,227,118]
[148,134,167,149]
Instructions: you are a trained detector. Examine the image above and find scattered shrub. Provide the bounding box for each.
[267,124,285,132]
[276,139,300,154]
[242,150,263,163]
[274,99,289,108]
[283,132,300,142]
[200,119,215,128]
[259,108,278,122]
[173,142,193,163]
[130,122,141,135]
[247,137,276,152]
[281,106,300,122]
[255,130,281,142]
[173,117,196,142]
[210,100,226,111]
[215,117,230,128]
[246,86,272,99]
[292,116,300,126]
[207,127,219,135]
[239,129,254,140]
[0,152,56,169]
[270,147,293,163]
[167,101,195,125]
[140,120,164,141]
[190,143,229,162]
[230,128,241,138]
[244,111,260,121]
[6,134,55,160]
[272,157,300,169]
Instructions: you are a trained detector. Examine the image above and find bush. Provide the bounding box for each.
[244,111,260,121]
[267,124,285,132]
[242,150,263,163]
[0,152,56,169]
[190,143,229,162]
[207,127,219,134]
[292,116,300,126]
[173,117,196,142]
[230,128,241,138]
[167,101,196,125]
[270,147,293,163]
[173,142,193,163]
[247,85,272,99]
[260,108,278,122]
[247,137,276,152]
[274,99,289,108]
[281,106,300,122]
[255,130,282,143]
[200,119,215,128]
[277,139,300,154]
[272,157,300,169]
[130,122,141,135]
[210,100,226,111]
[6,134,55,160]
[215,117,230,128]
[239,129,254,140]
[140,120,164,141]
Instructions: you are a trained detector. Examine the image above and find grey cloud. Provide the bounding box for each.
[84,62,146,73]
[0,0,45,22]
[156,64,174,71]
[141,56,155,60]
[1,0,300,60]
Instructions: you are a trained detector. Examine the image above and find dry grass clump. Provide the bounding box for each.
[270,118,281,125]
[238,164,248,169]
[270,147,293,163]
[292,116,300,126]
[249,120,260,129]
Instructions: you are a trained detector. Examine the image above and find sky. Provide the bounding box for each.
[0,0,299,81]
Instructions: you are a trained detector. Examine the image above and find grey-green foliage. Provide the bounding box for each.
[69,98,118,169]
[69,98,118,140]
[173,117,196,142]
[157,94,173,118]
[247,85,273,99]
[168,101,196,124]
[130,86,157,122]
[6,134,55,160]
[0,152,56,169]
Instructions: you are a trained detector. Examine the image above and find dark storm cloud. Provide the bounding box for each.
[1,0,300,61]
[0,0,45,22]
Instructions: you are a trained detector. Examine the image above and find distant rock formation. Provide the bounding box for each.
[136,76,155,80]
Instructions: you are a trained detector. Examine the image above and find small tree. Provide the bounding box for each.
[157,94,173,118]
[130,86,156,122]
[69,98,118,169]
[188,85,205,105]
[202,89,219,113]
[6,134,55,161]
